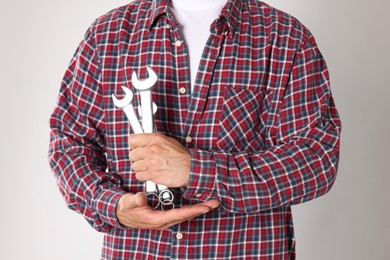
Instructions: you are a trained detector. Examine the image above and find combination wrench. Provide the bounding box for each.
[112,67,174,209]
[131,67,174,208]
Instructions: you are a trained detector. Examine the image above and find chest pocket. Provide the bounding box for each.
[217,86,272,153]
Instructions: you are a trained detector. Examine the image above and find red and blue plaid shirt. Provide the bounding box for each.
[48,0,341,259]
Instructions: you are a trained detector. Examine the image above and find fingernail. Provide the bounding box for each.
[201,208,210,214]
[211,204,219,209]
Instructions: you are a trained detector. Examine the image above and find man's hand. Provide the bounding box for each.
[117,192,220,230]
[129,133,191,187]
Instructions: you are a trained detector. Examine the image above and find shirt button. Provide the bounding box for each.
[176,232,183,240]
[185,136,192,143]
[174,40,183,47]
[195,194,202,198]
[179,87,186,94]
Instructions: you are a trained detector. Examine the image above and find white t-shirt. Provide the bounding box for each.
[171,0,227,92]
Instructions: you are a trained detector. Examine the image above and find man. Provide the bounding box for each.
[48,0,341,259]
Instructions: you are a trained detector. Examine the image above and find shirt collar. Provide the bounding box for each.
[147,0,171,30]
[146,0,242,36]
[218,0,242,36]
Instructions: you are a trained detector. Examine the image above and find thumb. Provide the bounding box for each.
[134,192,148,207]
[120,192,147,210]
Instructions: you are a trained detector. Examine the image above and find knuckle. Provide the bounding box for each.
[135,171,146,181]
[153,132,164,139]
[149,158,160,168]
[152,133,168,144]
[149,144,160,154]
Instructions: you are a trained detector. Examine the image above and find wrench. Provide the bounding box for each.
[112,85,162,209]
[131,67,157,133]
[132,67,174,207]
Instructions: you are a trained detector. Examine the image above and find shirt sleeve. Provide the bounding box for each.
[48,27,126,232]
[183,33,342,214]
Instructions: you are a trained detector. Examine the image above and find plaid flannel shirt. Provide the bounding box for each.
[48,0,341,259]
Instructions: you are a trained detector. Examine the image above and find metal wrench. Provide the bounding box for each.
[132,67,174,207]
[131,67,157,133]
[112,86,162,209]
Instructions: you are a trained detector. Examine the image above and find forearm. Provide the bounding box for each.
[48,128,127,232]
[184,121,340,214]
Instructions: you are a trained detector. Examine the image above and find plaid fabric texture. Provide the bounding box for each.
[48,0,341,259]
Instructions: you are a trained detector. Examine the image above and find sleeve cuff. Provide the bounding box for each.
[183,149,217,201]
[95,188,128,229]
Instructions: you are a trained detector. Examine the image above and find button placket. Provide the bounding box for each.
[183,28,226,134]
[169,23,192,136]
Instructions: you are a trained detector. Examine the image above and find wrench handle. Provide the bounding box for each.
[123,105,144,134]
[138,91,154,133]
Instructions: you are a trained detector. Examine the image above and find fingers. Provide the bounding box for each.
[128,134,161,163]
[131,158,148,172]
[128,147,143,161]
[117,194,220,230]
[129,134,144,150]
[201,199,220,210]
[150,200,221,230]
[129,133,191,187]
[145,208,206,230]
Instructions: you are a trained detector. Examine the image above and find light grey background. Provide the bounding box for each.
[0,0,389,259]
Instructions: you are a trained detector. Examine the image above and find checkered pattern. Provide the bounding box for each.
[48,0,341,259]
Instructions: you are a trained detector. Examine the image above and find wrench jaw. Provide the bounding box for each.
[131,67,158,91]
[111,86,133,108]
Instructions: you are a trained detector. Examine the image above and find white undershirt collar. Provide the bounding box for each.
[170,0,227,91]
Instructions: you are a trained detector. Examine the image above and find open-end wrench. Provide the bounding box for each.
[131,67,157,133]
[132,67,174,207]
[112,86,143,134]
